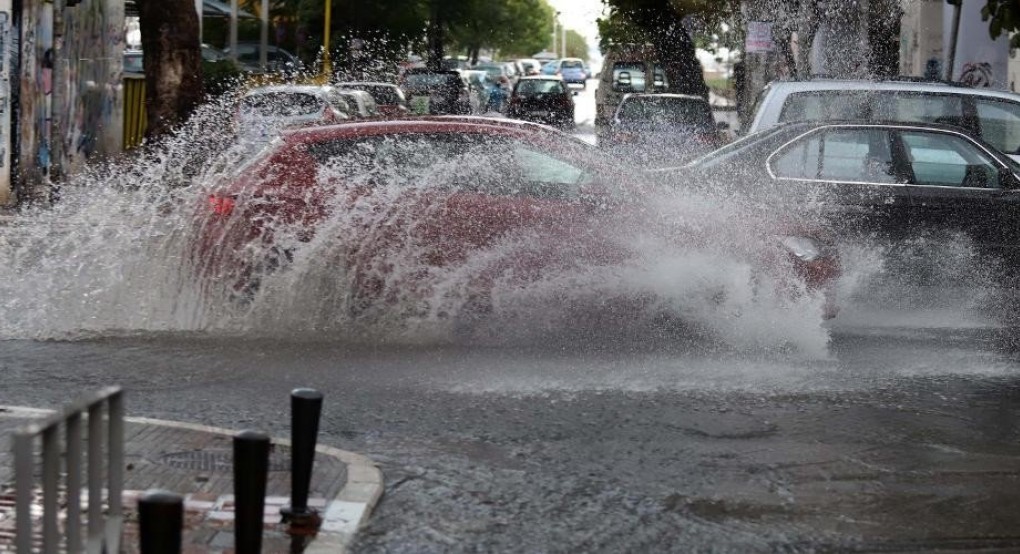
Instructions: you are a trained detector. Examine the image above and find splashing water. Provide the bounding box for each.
[0,99,844,354]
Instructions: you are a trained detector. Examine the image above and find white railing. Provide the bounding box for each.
[12,386,125,554]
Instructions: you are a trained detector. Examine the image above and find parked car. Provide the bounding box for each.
[123,44,233,74]
[236,85,349,138]
[335,90,380,119]
[681,120,1020,278]
[747,78,1020,161]
[194,118,840,322]
[462,70,493,114]
[517,58,542,76]
[400,69,472,115]
[223,42,302,74]
[334,82,407,116]
[595,45,671,141]
[474,62,515,85]
[541,58,588,88]
[603,93,726,163]
[506,76,575,129]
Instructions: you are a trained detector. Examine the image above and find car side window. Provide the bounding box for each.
[771,129,897,183]
[975,98,1020,155]
[511,144,592,199]
[899,131,1001,188]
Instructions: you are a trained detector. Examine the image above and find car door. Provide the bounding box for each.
[896,128,1020,259]
[766,126,911,241]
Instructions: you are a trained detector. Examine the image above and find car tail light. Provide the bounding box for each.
[208,194,236,216]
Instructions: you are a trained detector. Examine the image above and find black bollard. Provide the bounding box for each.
[281,388,323,527]
[138,489,183,554]
[234,430,271,554]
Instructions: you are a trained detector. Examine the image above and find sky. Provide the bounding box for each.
[546,0,606,66]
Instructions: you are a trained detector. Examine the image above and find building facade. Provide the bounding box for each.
[0,0,124,206]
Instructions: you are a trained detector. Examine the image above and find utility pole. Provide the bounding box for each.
[561,22,566,59]
[51,0,65,182]
[945,0,962,81]
[229,0,238,62]
[260,0,268,71]
[322,0,332,80]
[553,12,559,57]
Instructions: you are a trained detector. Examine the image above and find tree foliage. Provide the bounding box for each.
[948,0,1020,48]
[564,30,590,60]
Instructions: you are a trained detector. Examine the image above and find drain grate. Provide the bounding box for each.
[158,449,290,472]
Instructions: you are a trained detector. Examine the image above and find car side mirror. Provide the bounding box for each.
[573,90,579,96]
[999,169,1019,189]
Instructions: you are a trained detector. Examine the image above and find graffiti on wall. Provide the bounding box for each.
[60,0,124,173]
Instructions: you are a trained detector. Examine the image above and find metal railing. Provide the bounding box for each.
[12,386,125,554]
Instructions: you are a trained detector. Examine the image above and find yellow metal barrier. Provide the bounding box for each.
[123,75,147,150]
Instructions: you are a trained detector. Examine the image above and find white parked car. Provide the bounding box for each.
[747,78,1020,161]
[237,85,350,138]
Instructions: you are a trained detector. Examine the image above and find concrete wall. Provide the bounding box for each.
[16,0,123,195]
[899,0,943,78]
[60,0,125,175]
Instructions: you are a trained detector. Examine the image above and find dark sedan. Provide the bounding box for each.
[677,121,1020,279]
[506,77,575,129]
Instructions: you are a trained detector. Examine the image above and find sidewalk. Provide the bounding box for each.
[0,408,383,553]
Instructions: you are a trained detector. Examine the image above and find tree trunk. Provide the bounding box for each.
[426,0,444,71]
[630,9,707,98]
[136,0,204,140]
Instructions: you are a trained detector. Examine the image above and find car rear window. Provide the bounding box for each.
[515,80,565,95]
[610,62,668,93]
[241,92,323,117]
[618,97,713,126]
[561,60,583,69]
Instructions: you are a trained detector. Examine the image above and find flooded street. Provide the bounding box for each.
[4,81,1020,551]
[3,322,1020,551]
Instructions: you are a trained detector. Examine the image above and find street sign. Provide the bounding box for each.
[745,22,774,53]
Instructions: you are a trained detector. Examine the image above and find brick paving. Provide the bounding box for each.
[0,411,348,552]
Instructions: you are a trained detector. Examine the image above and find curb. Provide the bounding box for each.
[0,406,383,553]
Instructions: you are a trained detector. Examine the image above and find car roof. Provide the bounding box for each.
[279,117,581,145]
[518,75,564,81]
[764,79,1020,102]
[767,119,994,138]
[244,85,329,96]
[622,93,706,101]
[335,81,398,88]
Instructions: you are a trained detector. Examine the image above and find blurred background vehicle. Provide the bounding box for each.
[335,82,408,116]
[400,69,472,115]
[236,85,349,139]
[336,90,381,119]
[223,42,303,74]
[507,76,575,130]
[462,70,493,114]
[603,93,725,163]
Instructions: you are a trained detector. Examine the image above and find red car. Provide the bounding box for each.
[192,118,840,327]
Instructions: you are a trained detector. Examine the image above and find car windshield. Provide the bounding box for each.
[618,97,713,126]
[475,65,505,78]
[515,80,565,95]
[240,92,323,117]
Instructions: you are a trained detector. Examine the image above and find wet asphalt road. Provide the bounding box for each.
[2,318,1020,552]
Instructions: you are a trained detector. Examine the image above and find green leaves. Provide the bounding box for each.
[967,0,1020,47]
